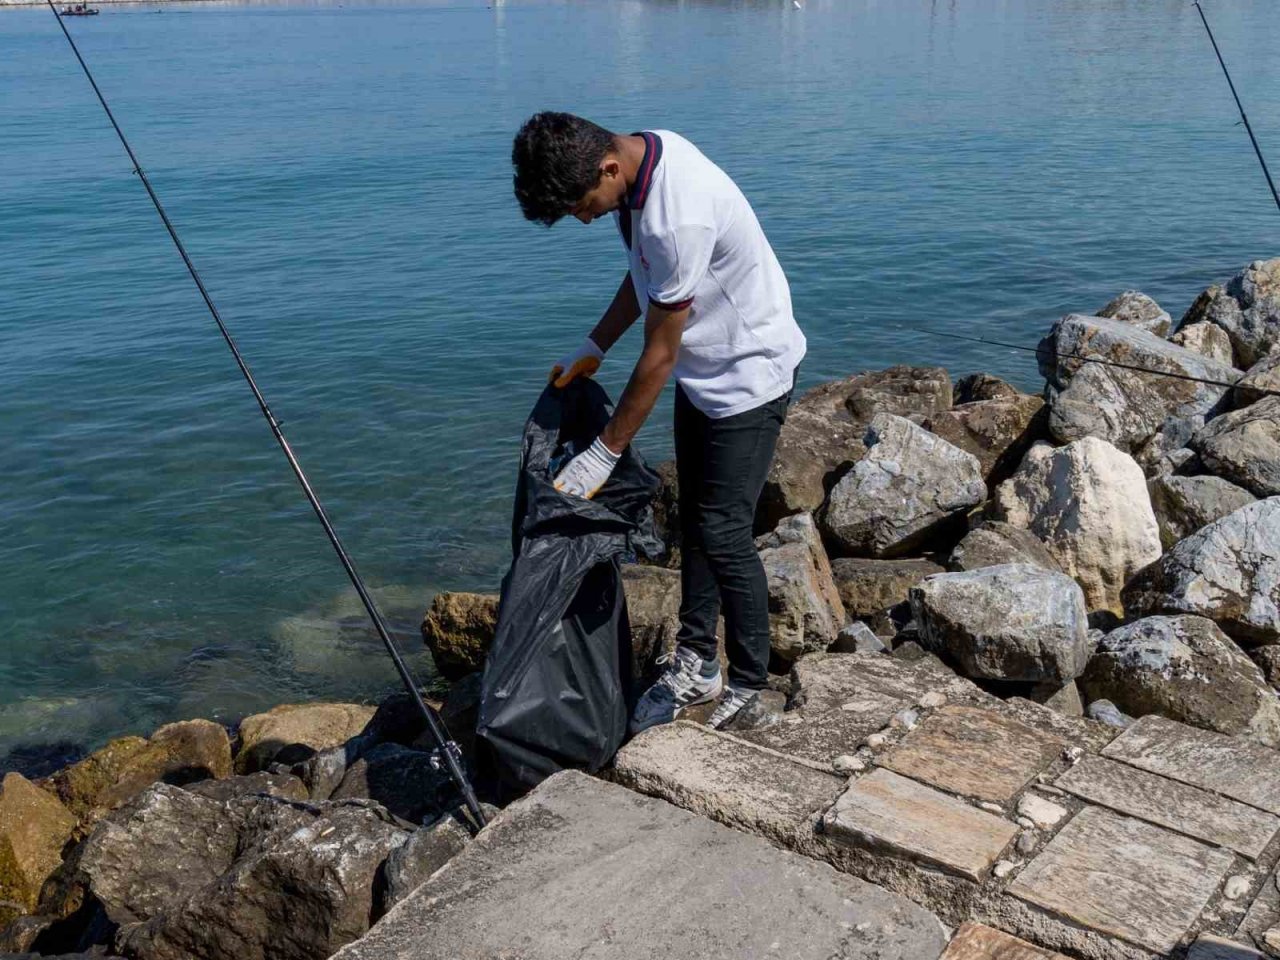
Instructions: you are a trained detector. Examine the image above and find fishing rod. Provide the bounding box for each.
[1194,2,1280,214]
[898,323,1280,399]
[47,2,487,832]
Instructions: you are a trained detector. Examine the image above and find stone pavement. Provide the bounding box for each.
[331,770,948,960]
[611,652,1280,959]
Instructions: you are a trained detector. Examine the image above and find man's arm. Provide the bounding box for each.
[589,272,642,352]
[599,301,686,454]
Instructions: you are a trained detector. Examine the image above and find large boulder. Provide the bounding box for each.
[68,782,409,960]
[1124,497,1280,646]
[380,804,492,913]
[1190,396,1280,497]
[1080,615,1280,747]
[1147,474,1256,550]
[0,774,76,927]
[1180,259,1280,368]
[620,564,683,675]
[1039,314,1238,452]
[909,564,1090,684]
[947,521,1061,573]
[234,703,376,775]
[819,414,985,558]
[755,514,845,661]
[829,557,944,637]
[991,438,1162,616]
[1097,290,1172,337]
[421,592,499,681]
[922,391,1047,488]
[1232,353,1280,408]
[757,366,951,530]
[44,720,232,824]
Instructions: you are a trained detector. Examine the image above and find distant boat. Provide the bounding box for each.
[59,4,99,14]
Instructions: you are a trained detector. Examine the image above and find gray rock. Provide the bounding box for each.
[991,438,1162,616]
[755,514,846,661]
[947,520,1061,573]
[1171,321,1235,366]
[1187,933,1267,959]
[329,742,452,825]
[1134,414,1206,478]
[1081,615,1280,747]
[831,621,887,654]
[1148,474,1257,550]
[183,771,308,803]
[910,563,1090,684]
[829,557,944,637]
[332,770,948,960]
[1085,699,1134,729]
[954,372,1021,403]
[819,414,985,558]
[1098,290,1172,337]
[757,366,952,530]
[1123,497,1280,645]
[380,805,490,913]
[1180,259,1280,368]
[922,392,1048,488]
[1191,396,1280,497]
[1232,353,1280,409]
[1039,314,1238,452]
[1251,646,1280,689]
[620,563,683,677]
[721,689,786,733]
[1030,680,1083,717]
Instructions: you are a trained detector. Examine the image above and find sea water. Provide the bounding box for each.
[1,0,1277,768]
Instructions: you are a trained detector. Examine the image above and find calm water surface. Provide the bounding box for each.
[1,0,1277,767]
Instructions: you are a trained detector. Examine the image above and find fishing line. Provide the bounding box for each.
[46,1,486,831]
[1194,2,1280,215]
[894,324,1280,399]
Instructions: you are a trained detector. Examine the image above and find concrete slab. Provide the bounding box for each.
[790,651,996,715]
[823,768,1017,882]
[1102,715,1280,815]
[332,771,949,960]
[741,689,907,765]
[1008,806,1235,953]
[941,922,1069,959]
[1057,755,1280,859]
[883,705,1064,804]
[612,721,845,846]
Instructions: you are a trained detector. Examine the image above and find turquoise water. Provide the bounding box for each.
[1,0,1277,768]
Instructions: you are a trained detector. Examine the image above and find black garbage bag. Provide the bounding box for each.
[475,379,661,799]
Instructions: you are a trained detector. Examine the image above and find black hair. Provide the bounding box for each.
[512,112,617,226]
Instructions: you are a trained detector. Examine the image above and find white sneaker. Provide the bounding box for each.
[629,647,723,734]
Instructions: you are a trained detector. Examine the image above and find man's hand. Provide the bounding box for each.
[554,437,621,499]
[549,337,605,389]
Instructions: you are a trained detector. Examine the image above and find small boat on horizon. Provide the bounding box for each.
[59,4,100,15]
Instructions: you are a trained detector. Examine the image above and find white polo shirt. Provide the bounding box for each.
[615,130,806,419]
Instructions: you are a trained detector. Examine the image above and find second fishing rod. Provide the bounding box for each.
[46,1,486,831]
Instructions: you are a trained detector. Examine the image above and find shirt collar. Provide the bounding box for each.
[625,131,662,210]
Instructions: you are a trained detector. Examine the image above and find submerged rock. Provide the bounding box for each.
[421,592,500,681]
[1190,396,1280,498]
[910,563,1090,684]
[1039,314,1238,452]
[0,773,77,928]
[234,702,376,775]
[991,438,1161,616]
[1123,497,1280,646]
[44,720,232,825]
[1097,290,1172,337]
[819,414,985,558]
[1147,474,1256,550]
[755,514,845,661]
[1081,615,1280,747]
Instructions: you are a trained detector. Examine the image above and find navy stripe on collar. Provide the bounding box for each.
[625,132,662,210]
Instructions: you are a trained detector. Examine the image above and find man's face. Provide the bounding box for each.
[569,156,625,224]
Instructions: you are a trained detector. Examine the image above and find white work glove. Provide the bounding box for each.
[549,337,605,389]
[554,437,621,499]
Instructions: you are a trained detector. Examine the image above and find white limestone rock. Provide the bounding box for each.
[992,438,1162,616]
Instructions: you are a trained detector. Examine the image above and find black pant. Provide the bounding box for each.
[673,379,792,691]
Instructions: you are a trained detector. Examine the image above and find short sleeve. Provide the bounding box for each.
[641,223,715,310]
